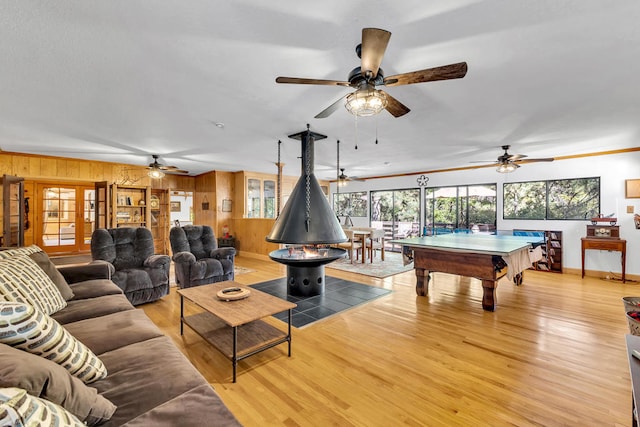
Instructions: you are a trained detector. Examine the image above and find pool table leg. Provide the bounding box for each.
[415,268,430,296]
[513,272,523,286]
[481,279,497,311]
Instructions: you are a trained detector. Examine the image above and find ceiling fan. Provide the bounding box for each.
[276,28,468,119]
[338,168,365,183]
[473,145,555,173]
[146,155,189,178]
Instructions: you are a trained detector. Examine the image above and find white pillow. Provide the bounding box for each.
[0,387,84,426]
[0,250,66,315]
[0,302,107,384]
[0,245,43,259]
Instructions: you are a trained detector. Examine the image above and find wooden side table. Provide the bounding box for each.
[581,237,626,282]
[217,237,236,249]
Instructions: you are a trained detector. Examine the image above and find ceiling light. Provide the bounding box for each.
[148,168,165,179]
[345,86,387,117]
[496,162,518,173]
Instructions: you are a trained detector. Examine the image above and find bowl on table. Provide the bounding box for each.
[626,311,640,336]
[623,297,640,314]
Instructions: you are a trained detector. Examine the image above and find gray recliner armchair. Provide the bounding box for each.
[90,227,170,305]
[169,225,235,288]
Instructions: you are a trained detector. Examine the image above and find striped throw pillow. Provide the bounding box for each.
[0,251,67,315]
[0,387,84,427]
[0,302,107,384]
[0,245,43,259]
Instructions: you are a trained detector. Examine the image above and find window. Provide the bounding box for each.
[333,191,367,217]
[502,182,545,219]
[371,188,420,250]
[425,184,497,233]
[503,177,600,220]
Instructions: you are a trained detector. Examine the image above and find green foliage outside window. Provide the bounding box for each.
[547,178,600,219]
[425,185,497,230]
[370,191,393,221]
[503,177,600,220]
[333,191,367,217]
[503,182,546,219]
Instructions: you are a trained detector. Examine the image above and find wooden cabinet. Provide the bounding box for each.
[95,182,151,230]
[111,184,151,229]
[245,175,277,219]
[514,229,562,273]
[235,171,329,219]
[1,175,25,247]
[546,231,563,273]
[150,189,169,254]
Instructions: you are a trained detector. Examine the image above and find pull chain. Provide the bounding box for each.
[354,115,358,150]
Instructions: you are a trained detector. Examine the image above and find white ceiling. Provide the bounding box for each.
[1,1,639,181]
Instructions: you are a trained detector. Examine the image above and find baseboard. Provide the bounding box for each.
[563,267,639,283]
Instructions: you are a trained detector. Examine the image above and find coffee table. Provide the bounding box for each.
[177,281,296,382]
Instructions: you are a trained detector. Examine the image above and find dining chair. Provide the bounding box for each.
[365,228,385,262]
[337,229,362,264]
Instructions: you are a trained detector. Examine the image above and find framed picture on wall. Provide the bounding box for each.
[222,199,232,212]
[625,179,640,198]
[170,201,181,212]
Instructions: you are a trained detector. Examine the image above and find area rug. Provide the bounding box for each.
[234,266,255,275]
[250,276,392,328]
[326,251,414,278]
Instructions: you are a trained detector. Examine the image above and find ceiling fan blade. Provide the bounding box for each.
[515,158,555,164]
[383,62,468,87]
[380,90,410,117]
[507,153,527,161]
[315,94,349,119]
[360,28,391,79]
[276,77,351,87]
[159,165,188,172]
[339,168,365,182]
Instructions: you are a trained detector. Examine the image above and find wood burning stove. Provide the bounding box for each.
[266,126,347,296]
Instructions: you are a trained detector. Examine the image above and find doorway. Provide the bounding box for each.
[370,188,421,252]
[169,190,193,227]
[37,183,95,254]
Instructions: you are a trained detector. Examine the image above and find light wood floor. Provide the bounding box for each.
[141,256,636,426]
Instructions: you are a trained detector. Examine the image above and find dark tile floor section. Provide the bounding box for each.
[250,276,392,328]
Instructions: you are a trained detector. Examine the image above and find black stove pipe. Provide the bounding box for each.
[266,126,347,245]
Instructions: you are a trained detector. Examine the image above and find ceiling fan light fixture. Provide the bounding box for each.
[345,87,387,117]
[148,168,165,179]
[496,162,518,173]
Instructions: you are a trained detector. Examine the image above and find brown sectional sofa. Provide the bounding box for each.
[1,252,241,426]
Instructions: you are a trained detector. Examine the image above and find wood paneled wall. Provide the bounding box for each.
[0,151,318,257]
[233,218,279,258]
